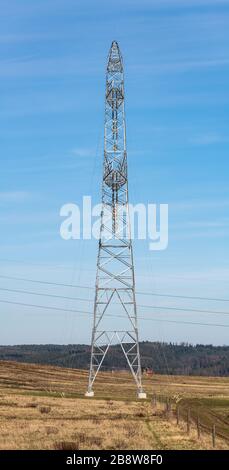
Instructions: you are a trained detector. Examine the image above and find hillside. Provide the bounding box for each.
[0,360,228,449]
[0,342,228,376]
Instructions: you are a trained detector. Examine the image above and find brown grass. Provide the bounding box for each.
[54,441,79,450]
[0,360,228,450]
[39,406,51,414]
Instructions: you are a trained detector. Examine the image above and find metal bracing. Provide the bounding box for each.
[86,41,145,398]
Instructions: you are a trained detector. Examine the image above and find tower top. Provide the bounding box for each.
[107,40,123,73]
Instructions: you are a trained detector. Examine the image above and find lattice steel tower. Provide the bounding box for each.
[85,41,146,399]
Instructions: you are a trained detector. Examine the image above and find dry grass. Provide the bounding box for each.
[39,406,51,414]
[0,360,228,450]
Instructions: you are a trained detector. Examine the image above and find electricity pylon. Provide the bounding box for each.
[85,41,146,399]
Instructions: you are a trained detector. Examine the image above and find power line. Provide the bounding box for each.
[0,258,74,271]
[0,274,229,303]
[0,298,229,329]
[138,304,229,317]
[0,287,92,304]
[0,274,93,290]
[137,291,229,303]
[1,259,228,284]
[0,299,90,316]
[1,286,229,317]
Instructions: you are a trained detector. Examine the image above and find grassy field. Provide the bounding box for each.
[0,360,228,450]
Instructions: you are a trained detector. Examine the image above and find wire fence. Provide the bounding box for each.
[151,393,229,448]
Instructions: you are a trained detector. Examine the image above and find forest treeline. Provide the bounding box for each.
[0,341,229,376]
[0,342,228,376]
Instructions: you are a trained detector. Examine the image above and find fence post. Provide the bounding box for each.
[152,393,157,407]
[176,406,180,425]
[187,408,190,434]
[164,397,172,419]
[168,398,172,413]
[197,416,201,439]
[212,424,216,448]
[166,398,170,414]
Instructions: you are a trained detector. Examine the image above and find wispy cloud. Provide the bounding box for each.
[171,199,229,211]
[0,191,30,203]
[0,56,99,79]
[190,133,229,145]
[0,0,81,18]
[131,58,229,75]
[1,0,228,18]
[1,87,99,118]
[188,219,229,228]
[132,91,229,110]
[71,148,95,158]
[174,229,229,239]
[0,211,58,225]
[153,0,229,6]
[1,54,228,80]
[0,33,57,44]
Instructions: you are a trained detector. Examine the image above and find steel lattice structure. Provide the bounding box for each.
[86,41,146,398]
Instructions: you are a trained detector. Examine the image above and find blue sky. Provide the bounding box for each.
[0,0,229,345]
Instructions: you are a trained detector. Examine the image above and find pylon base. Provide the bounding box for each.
[85,391,94,398]
[138,392,147,399]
